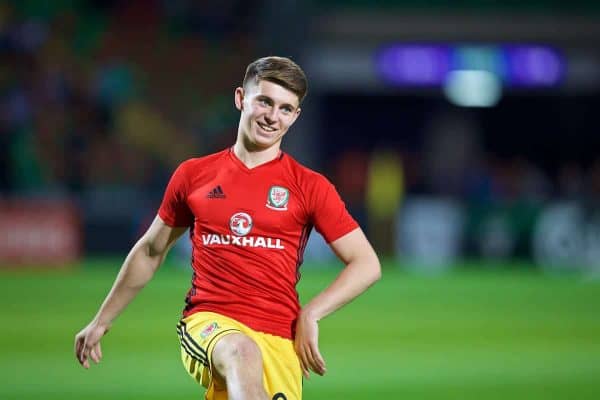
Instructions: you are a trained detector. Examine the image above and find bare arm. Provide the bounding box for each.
[74,215,187,369]
[294,228,381,378]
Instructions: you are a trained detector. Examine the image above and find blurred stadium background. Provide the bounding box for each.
[1,1,599,399]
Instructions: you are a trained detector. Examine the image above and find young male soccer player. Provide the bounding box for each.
[74,56,381,400]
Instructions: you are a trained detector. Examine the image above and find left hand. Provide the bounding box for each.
[74,320,110,369]
[294,310,326,379]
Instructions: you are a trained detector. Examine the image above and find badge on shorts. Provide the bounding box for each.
[266,186,289,211]
[200,322,219,339]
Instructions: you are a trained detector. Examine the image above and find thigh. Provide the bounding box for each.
[177,312,243,391]
[177,312,302,400]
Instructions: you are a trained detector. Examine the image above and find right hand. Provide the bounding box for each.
[74,321,110,369]
[294,310,326,379]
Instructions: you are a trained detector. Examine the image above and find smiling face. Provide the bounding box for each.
[235,79,301,151]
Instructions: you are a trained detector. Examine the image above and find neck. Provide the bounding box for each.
[233,139,281,169]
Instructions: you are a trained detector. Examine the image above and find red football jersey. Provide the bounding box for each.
[158,148,358,339]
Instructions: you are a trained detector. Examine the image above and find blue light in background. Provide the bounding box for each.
[506,45,564,86]
[376,44,564,88]
[376,44,450,86]
[451,45,507,81]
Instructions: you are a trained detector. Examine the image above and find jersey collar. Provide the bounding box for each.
[228,146,284,173]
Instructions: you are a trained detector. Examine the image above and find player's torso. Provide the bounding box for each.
[186,153,310,265]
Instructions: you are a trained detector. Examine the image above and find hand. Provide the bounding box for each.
[74,321,110,369]
[294,310,326,379]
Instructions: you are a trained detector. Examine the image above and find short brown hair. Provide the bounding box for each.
[243,56,308,103]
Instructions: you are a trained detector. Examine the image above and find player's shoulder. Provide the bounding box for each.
[282,152,331,187]
[177,149,229,171]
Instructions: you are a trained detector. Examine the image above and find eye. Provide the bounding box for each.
[281,106,293,114]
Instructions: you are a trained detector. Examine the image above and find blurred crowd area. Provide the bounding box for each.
[331,118,600,218]
[0,0,255,197]
[1,1,599,266]
[327,145,600,262]
[3,2,598,205]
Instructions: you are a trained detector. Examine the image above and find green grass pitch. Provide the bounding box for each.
[1,259,599,399]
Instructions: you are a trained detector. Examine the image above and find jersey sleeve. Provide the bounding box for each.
[309,174,359,243]
[158,161,194,227]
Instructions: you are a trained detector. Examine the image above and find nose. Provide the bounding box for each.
[265,107,278,123]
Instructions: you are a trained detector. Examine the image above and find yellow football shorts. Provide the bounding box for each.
[177,311,302,400]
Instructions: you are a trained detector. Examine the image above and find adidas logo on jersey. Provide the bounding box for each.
[207,185,226,199]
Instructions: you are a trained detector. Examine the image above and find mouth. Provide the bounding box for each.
[256,121,277,134]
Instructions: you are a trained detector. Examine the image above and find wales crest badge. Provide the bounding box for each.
[266,186,289,211]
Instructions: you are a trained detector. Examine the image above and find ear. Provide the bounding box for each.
[289,107,302,126]
[234,87,244,111]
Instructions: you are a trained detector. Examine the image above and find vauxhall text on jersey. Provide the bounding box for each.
[159,148,358,339]
[200,234,285,249]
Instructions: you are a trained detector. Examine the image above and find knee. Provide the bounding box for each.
[225,335,262,362]
[214,334,263,370]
